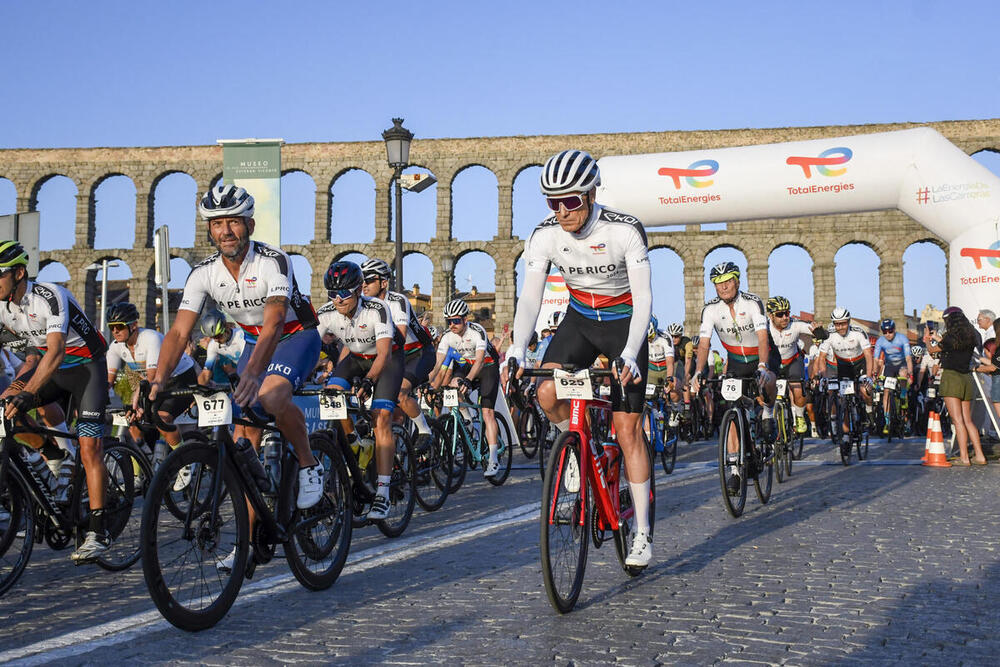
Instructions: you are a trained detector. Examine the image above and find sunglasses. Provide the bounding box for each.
[108,322,131,330]
[446,317,464,325]
[772,311,790,318]
[363,276,382,284]
[545,194,586,212]
[328,288,358,301]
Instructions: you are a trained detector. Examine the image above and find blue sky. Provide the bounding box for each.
[2,0,998,327]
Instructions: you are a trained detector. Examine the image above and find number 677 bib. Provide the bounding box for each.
[198,392,233,427]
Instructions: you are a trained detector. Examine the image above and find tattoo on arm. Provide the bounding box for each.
[265,296,289,306]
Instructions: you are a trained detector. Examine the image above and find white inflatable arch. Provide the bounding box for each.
[596,127,1000,318]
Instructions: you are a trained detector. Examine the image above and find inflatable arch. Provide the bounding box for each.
[596,127,1000,319]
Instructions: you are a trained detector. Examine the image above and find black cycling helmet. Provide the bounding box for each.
[106,301,139,326]
[880,318,895,332]
[709,261,740,284]
[324,260,363,292]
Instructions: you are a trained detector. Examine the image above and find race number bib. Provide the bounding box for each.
[721,378,743,401]
[111,411,130,427]
[319,393,347,420]
[927,387,937,398]
[775,380,788,398]
[442,388,459,408]
[645,383,657,398]
[197,392,232,427]
[840,382,855,396]
[553,369,593,400]
[598,384,611,398]
[884,376,898,390]
[827,380,840,391]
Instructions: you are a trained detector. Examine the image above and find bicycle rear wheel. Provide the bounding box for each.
[718,409,747,518]
[141,442,248,631]
[440,416,467,494]
[753,437,773,504]
[518,408,539,459]
[414,419,452,511]
[614,444,656,577]
[774,405,786,484]
[540,431,589,614]
[0,468,34,597]
[376,426,416,538]
[97,440,153,572]
[659,407,677,475]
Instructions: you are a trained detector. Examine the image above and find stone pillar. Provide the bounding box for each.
[496,183,513,240]
[135,187,152,249]
[745,252,769,298]
[313,177,332,243]
[74,185,94,249]
[879,250,905,324]
[375,177,392,242]
[683,263,705,336]
[128,259,154,327]
[492,254,516,328]
[434,173,453,242]
[193,176,214,255]
[812,261,837,324]
[430,254,455,319]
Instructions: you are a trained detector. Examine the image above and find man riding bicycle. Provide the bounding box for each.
[873,318,913,435]
[823,307,876,429]
[198,309,245,386]
[503,150,654,568]
[764,295,817,435]
[148,185,324,513]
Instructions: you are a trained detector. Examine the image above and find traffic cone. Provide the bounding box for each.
[921,411,935,463]
[923,411,951,468]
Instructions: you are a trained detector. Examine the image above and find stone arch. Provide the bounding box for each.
[768,243,815,315]
[330,168,376,243]
[512,164,545,240]
[648,246,686,327]
[0,177,15,215]
[280,169,316,245]
[152,170,198,248]
[703,244,749,294]
[972,148,1000,178]
[451,164,499,242]
[452,249,498,320]
[168,256,192,290]
[92,174,137,250]
[32,174,78,250]
[334,250,369,265]
[402,250,434,305]
[37,259,71,283]
[903,240,947,316]
[835,242,881,321]
[398,165,438,243]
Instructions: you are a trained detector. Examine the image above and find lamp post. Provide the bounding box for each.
[87,259,120,332]
[441,256,455,303]
[382,118,413,291]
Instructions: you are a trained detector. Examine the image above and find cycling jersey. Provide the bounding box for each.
[825,326,871,365]
[438,322,498,366]
[698,292,768,364]
[647,334,674,372]
[874,335,910,368]
[316,296,405,358]
[0,281,106,369]
[205,328,246,376]
[524,344,544,369]
[107,328,195,377]
[383,291,433,352]
[768,320,814,365]
[179,241,317,343]
[441,347,466,370]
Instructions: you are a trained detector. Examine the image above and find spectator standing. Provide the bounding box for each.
[928,307,986,465]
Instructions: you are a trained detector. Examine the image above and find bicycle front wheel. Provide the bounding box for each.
[774,405,786,484]
[0,468,34,597]
[518,408,539,459]
[483,413,513,486]
[753,437,773,505]
[414,419,452,512]
[540,431,589,614]
[376,426,416,538]
[97,440,154,572]
[718,409,747,518]
[141,442,249,632]
[440,416,467,494]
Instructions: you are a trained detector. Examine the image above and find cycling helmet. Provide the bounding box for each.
[766,295,791,314]
[0,241,28,270]
[667,323,684,337]
[547,311,563,329]
[540,150,601,196]
[831,307,851,322]
[880,318,895,332]
[647,315,660,341]
[444,299,470,318]
[199,310,228,337]
[324,261,363,292]
[709,261,740,284]
[428,325,439,338]
[198,184,254,220]
[360,257,392,281]
[911,345,925,360]
[106,301,139,326]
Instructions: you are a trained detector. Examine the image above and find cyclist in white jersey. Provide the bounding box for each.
[148,185,324,511]
[646,316,675,386]
[318,261,406,520]
[764,295,818,434]
[432,298,503,478]
[503,150,654,568]
[823,307,875,427]
[0,241,113,562]
[360,258,436,450]
[693,262,776,495]
[198,309,246,386]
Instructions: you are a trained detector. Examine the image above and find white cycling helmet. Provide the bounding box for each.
[360,257,392,281]
[667,323,684,336]
[540,150,601,196]
[199,184,254,220]
[444,299,470,318]
[830,307,851,322]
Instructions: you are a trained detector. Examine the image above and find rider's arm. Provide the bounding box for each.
[508,269,547,363]
[621,231,652,370]
[864,348,875,377]
[198,339,218,385]
[904,341,914,377]
[106,343,121,386]
[154,310,197,387]
[22,331,65,395]
[467,348,486,382]
[752,301,769,369]
[694,336,711,379]
[366,336,392,382]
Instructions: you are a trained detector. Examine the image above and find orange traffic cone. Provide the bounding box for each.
[921,411,935,463]
[923,411,951,468]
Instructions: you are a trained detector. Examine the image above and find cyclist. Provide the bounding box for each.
[692,261,775,495]
[667,323,694,413]
[873,318,913,435]
[764,295,817,435]
[432,298,503,478]
[647,316,675,385]
[105,301,198,489]
[359,258,435,449]
[198,309,246,386]
[503,150,653,568]
[148,185,324,512]
[0,241,112,562]
[824,307,875,429]
[318,260,405,520]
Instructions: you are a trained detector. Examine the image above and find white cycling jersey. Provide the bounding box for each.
[438,322,497,366]
[179,241,317,343]
[108,328,195,378]
[825,325,871,364]
[648,334,674,372]
[698,292,768,363]
[383,291,432,352]
[768,320,814,365]
[316,296,403,358]
[0,281,106,368]
[205,328,246,371]
[508,204,652,365]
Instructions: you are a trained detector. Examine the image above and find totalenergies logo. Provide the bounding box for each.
[959,241,1000,269]
[786,147,853,178]
[657,159,719,189]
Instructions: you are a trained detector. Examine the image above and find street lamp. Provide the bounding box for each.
[441,256,455,302]
[382,117,413,291]
[86,259,120,332]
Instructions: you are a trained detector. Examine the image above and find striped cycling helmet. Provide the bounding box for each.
[540,150,601,196]
[198,184,254,220]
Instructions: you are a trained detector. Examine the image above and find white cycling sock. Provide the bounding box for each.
[791,404,805,419]
[376,475,391,499]
[460,406,474,421]
[488,442,498,464]
[411,411,431,434]
[554,419,570,433]
[762,404,774,419]
[628,478,651,534]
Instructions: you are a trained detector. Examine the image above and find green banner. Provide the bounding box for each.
[221,140,282,246]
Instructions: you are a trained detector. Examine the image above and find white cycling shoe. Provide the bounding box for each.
[297,463,325,509]
[625,530,653,568]
[217,546,237,573]
[483,460,500,478]
[173,464,196,492]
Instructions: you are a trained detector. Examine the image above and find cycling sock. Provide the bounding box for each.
[762,404,774,419]
[792,404,805,419]
[89,508,106,534]
[411,411,431,434]
[554,419,570,433]
[460,406,474,421]
[376,475,391,499]
[488,442,498,464]
[628,478,651,533]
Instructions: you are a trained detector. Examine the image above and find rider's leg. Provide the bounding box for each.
[373,407,394,480]
[36,402,75,457]
[397,377,431,437]
[615,409,649,531]
[257,375,317,468]
[537,362,571,429]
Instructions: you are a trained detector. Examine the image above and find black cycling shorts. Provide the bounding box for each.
[23,356,109,424]
[834,358,866,380]
[727,357,760,380]
[776,357,805,382]
[884,360,905,378]
[404,345,436,387]
[540,307,647,414]
[331,351,404,412]
[159,367,199,420]
[451,361,500,410]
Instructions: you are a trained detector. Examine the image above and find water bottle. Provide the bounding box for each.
[357,438,375,470]
[262,433,283,495]
[21,447,57,493]
[234,437,270,493]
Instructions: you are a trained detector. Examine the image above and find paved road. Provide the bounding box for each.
[3,435,999,665]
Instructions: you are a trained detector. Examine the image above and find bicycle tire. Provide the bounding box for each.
[163,430,212,522]
[518,409,539,459]
[376,426,416,538]
[440,416,467,494]
[857,430,869,461]
[718,409,747,518]
[483,413,513,486]
[753,435,773,504]
[141,441,249,632]
[613,442,656,576]
[540,430,589,614]
[538,418,555,480]
[0,468,34,597]
[285,431,353,591]
[415,419,452,511]
[97,440,153,572]
[659,407,677,475]
[774,404,786,484]
[838,396,852,466]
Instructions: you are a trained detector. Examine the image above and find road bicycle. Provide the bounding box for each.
[427,383,513,488]
[772,379,796,482]
[828,377,869,465]
[711,375,773,518]
[508,379,556,479]
[641,379,678,475]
